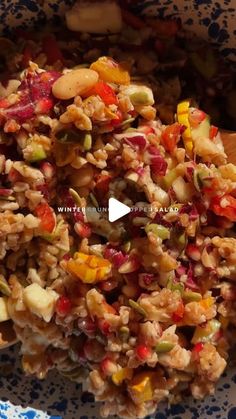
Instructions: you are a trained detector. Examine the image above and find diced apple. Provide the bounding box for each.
[0,297,10,322]
[23,283,58,322]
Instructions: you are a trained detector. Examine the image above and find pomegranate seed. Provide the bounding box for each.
[62,253,71,261]
[40,161,55,179]
[7,168,22,183]
[78,317,97,336]
[138,273,155,286]
[100,357,117,376]
[185,244,201,261]
[99,279,118,292]
[74,221,91,238]
[97,318,111,335]
[55,296,72,317]
[35,98,53,114]
[135,344,151,361]
[118,254,140,274]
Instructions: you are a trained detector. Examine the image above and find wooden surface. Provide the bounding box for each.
[220,131,236,165]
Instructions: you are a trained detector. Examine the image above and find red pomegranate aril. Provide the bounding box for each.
[40,161,56,179]
[135,344,151,360]
[55,296,72,317]
[74,221,91,238]
[185,244,201,261]
[139,273,155,285]
[7,168,22,183]
[97,318,111,335]
[100,357,116,376]
[78,317,97,336]
[35,98,53,114]
[99,279,118,292]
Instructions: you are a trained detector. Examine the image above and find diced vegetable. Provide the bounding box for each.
[210,194,236,222]
[88,81,118,105]
[26,143,47,162]
[155,341,175,353]
[191,319,221,344]
[66,252,112,283]
[135,344,151,361]
[163,168,178,189]
[128,372,156,404]
[23,283,58,322]
[199,297,214,309]
[161,122,183,152]
[86,289,116,318]
[191,114,210,140]
[177,100,193,157]
[90,57,130,85]
[145,223,170,240]
[35,203,56,233]
[172,301,185,322]
[112,367,133,386]
[188,108,207,128]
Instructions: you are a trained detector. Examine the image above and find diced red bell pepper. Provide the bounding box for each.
[121,9,146,30]
[42,35,64,65]
[209,125,219,139]
[35,202,56,233]
[110,110,123,127]
[89,81,118,105]
[188,109,207,128]
[210,194,236,222]
[161,122,183,152]
[135,344,151,361]
[172,301,185,323]
[192,342,204,361]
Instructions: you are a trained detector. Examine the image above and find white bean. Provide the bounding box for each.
[52,69,99,100]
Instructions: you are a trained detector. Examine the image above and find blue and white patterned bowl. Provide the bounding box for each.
[0,1,236,419]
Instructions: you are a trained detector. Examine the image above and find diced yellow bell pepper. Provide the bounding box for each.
[66,252,112,283]
[128,372,155,404]
[199,296,214,310]
[177,100,193,158]
[90,56,130,85]
[112,368,133,386]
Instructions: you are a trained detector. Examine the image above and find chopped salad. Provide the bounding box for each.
[0,2,235,418]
